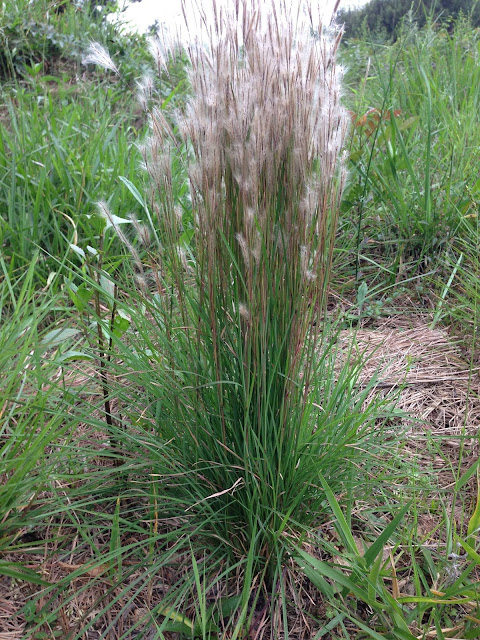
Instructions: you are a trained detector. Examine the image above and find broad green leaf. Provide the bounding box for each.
[357,281,368,311]
[69,244,85,259]
[100,273,115,299]
[67,283,93,312]
[104,213,133,232]
[113,312,130,338]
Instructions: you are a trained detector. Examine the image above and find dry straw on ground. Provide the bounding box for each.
[339,316,480,437]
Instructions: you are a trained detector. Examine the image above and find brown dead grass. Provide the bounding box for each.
[341,315,480,432]
[338,315,479,542]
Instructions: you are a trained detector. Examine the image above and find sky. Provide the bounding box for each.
[113,0,369,35]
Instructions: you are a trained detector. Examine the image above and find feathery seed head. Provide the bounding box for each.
[82,42,119,75]
[134,273,149,292]
[176,246,192,272]
[174,206,184,223]
[150,107,175,145]
[146,0,348,338]
[300,245,316,282]
[235,232,250,268]
[129,214,152,248]
[147,36,168,75]
[245,207,256,227]
[137,74,155,111]
[96,201,143,271]
[238,303,251,322]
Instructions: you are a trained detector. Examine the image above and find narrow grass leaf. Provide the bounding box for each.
[318,473,359,557]
[363,501,411,567]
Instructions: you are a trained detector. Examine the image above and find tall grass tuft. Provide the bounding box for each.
[138,0,350,564]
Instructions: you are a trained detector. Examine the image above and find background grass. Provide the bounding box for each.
[340,16,480,274]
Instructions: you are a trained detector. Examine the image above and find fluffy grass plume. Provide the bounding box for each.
[143,0,350,428]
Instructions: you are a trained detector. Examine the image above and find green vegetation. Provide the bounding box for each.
[0,1,479,639]
[339,0,480,40]
[341,14,480,270]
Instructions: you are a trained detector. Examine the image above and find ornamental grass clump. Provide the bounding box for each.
[131,0,368,569]
[149,4,347,525]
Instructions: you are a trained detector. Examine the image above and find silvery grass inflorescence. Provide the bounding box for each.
[142,0,349,393]
[82,0,349,390]
[83,0,349,468]
[82,41,119,75]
